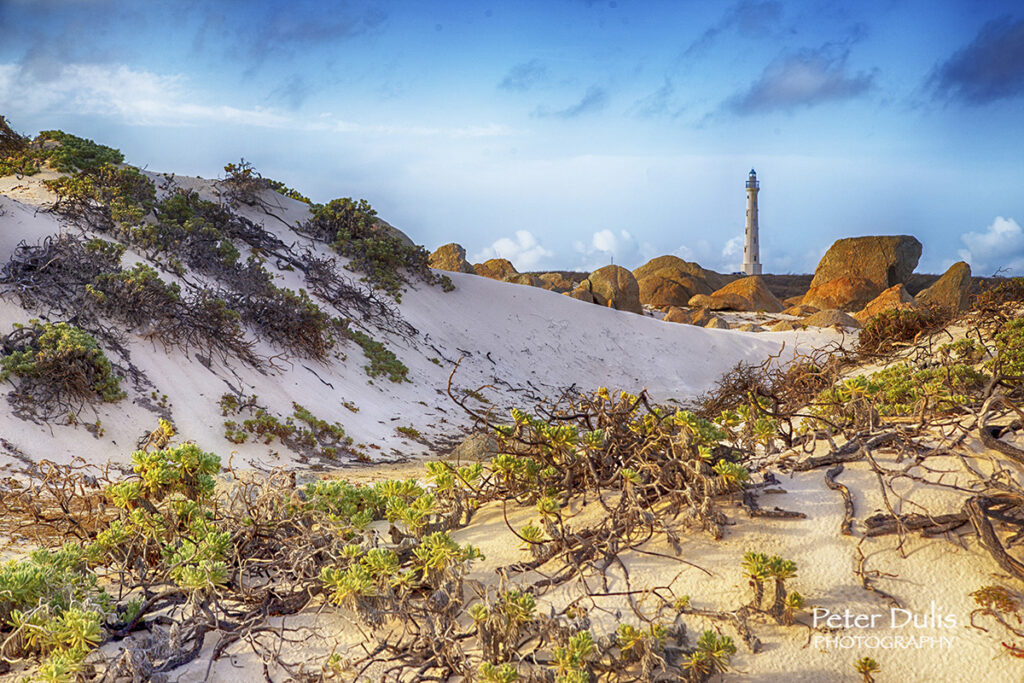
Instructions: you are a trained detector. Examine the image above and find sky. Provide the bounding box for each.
[1,0,1023,275]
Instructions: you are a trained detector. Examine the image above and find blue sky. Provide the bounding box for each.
[2,0,1023,275]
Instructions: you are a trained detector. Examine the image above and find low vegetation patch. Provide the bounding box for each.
[0,321,124,417]
[857,305,949,355]
[219,394,352,460]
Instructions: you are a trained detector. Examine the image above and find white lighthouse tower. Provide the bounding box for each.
[743,169,762,276]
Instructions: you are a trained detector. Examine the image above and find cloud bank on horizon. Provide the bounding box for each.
[0,0,1022,275]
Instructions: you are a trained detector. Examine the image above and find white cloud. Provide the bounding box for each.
[957,216,1024,276]
[0,62,515,137]
[472,230,553,270]
[572,229,656,270]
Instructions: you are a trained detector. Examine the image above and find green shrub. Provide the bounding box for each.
[991,318,1024,378]
[45,163,155,230]
[305,198,439,300]
[344,325,409,382]
[809,362,987,429]
[0,321,125,405]
[39,130,124,172]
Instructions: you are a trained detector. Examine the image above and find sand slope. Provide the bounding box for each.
[0,173,843,472]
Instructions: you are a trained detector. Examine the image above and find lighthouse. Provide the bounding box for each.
[743,169,762,276]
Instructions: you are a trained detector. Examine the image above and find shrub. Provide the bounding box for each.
[858,306,948,355]
[991,318,1024,379]
[809,362,987,429]
[39,130,124,172]
[0,321,125,411]
[45,163,156,231]
[344,325,409,382]
[303,197,442,300]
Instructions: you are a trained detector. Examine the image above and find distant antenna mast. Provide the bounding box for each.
[743,169,762,276]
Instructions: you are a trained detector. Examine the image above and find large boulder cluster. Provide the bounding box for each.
[429,234,975,330]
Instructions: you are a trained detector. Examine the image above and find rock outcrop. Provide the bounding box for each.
[803,309,861,329]
[782,304,819,316]
[689,307,717,327]
[577,265,643,314]
[802,276,880,312]
[804,235,922,310]
[632,255,725,307]
[537,272,575,292]
[447,432,499,462]
[429,243,475,274]
[662,307,691,324]
[736,323,765,332]
[566,288,595,303]
[915,261,971,312]
[770,320,803,332]
[504,273,542,287]
[704,317,730,330]
[688,276,783,313]
[637,274,712,308]
[854,284,919,324]
[474,258,518,280]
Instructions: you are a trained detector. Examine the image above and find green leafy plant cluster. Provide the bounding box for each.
[264,177,312,205]
[39,130,125,173]
[0,544,110,680]
[741,551,803,623]
[343,325,409,382]
[991,318,1024,379]
[220,395,352,459]
[0,320,125,405]
[303,197,448,300]
[0,126,124,177]
[809,361,988,429]
[46,163,155,231]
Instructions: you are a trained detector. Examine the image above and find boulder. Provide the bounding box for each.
[637,274,711,308]
[915,261,971,312]
[736,323,765,332]
[566,288,595,303]
[429,243,475,274]
[504,273,542,287]
[474,258,518,280]
[853,284,919,324]
[802,276,879,312]
[810,235,922,291]
[579,265,642,314]
[783,295,806,307]
[687,276,783,313]
[783,304,820,317]
[633,255,728,292]
[690,307,717,327]
[662,306,691,324]
[770,320,804,332]
[806,235,922,308]
[704,317,730,330]
[802,309,862,329]
[537,272,574,292]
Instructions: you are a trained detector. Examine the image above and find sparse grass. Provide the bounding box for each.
[396,425,421,439]
[343,325,409,382]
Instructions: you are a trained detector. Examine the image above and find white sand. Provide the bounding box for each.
[0,174,843,472]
